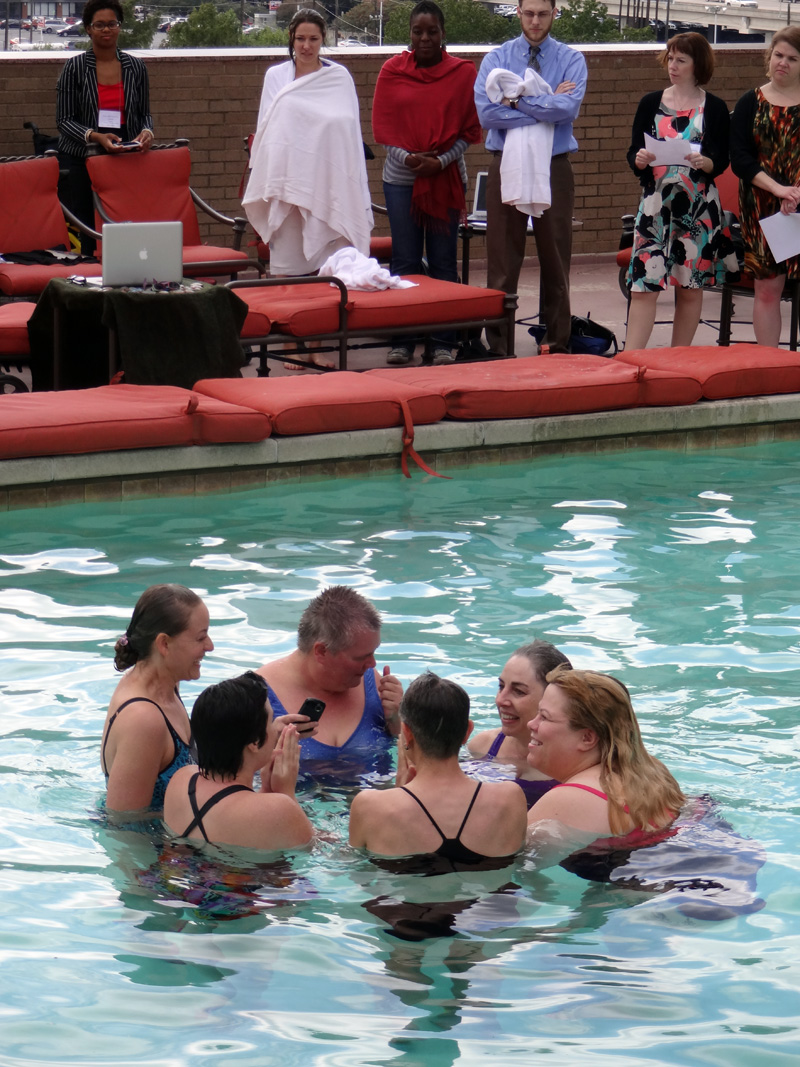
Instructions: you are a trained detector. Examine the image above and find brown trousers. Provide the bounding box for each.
[486,151,575,354]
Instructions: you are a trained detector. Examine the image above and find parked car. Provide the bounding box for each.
[43,18,68,33]
[57,23,86,36]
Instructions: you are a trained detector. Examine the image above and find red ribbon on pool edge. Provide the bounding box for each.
[399,399,450,480]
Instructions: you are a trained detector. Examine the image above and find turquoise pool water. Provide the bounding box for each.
[1,445,799,1066]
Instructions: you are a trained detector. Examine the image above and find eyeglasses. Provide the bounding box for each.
[91,20,120,29]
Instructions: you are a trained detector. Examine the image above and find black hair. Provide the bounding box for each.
[509,639,572,685]
[82,0,124,29]
[296,585,381,655]
[288,8,326,61]
[410,0,445,30]
[191,672,270,780]
[400,671,469,760]
[114,584,202,672]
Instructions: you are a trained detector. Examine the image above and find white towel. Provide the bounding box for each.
[244,63,373,263]
[485,67,555,218]
[319,247,417,291]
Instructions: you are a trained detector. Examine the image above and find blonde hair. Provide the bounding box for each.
[546,665,685,834]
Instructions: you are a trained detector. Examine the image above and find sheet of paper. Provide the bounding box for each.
[644,132,701,166]
[759,211,800,264]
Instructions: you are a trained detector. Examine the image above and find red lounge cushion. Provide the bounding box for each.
[347,276,505,332]
[88,147,202,244]
[0,261,103,299]
[0,156,70,254]
[180,246,251,268]
[371,356,642,419]
[0,384,270,460]
[616,344,800,400]
[236,283,345,338]
[369,236,392,260]
[0,302,36,356]
[194,373,446,435]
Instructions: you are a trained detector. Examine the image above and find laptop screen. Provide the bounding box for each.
[470,171,488,221]
[101,221,183,287]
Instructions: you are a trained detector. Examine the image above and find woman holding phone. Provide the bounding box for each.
[56,0,154,250]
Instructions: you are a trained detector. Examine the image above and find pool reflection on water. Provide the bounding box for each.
[0,444,799,1066]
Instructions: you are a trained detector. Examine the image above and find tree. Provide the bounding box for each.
[119,0,158,49]
[246,25,290,46]
[384,0,514,45]
[275,1,327,29]
[164,3,243,46]
[554,0,654,43]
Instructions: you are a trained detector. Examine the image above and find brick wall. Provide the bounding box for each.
[0,43,766,257]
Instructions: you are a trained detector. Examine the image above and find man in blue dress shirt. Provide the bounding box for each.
[475,0,587,354]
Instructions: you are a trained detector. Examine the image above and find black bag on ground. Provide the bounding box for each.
[527,314,618,357]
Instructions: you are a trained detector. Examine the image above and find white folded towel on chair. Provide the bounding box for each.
[319,247,417,291]
[485,67,555,218]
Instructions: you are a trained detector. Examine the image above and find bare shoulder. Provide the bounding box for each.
[483,779,527,814]
[249,792,313,849]
[106,697,168,741]
[527,785,610,834]
[467,728,495,757]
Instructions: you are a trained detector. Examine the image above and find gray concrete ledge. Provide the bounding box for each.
[2,393,800,511]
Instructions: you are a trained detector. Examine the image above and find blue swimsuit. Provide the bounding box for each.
[484,730,556,809]
[102,697,195,810]
[267,670,392,781]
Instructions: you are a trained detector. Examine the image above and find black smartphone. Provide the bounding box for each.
[298,697,326,723]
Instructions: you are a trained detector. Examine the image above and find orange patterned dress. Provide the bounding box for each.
[739,89,800,280]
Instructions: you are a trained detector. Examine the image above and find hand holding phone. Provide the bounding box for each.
[298,697,326,724]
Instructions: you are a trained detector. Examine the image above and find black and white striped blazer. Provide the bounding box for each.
[56,49,153,158]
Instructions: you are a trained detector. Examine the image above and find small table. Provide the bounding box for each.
[28,278,248,391]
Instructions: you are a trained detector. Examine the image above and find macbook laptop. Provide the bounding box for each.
[101,221,183,287]
[469,171,488,224]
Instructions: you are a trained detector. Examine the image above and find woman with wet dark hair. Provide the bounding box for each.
[164,673,312,850]
[350,671,526,869]
[102,584,213,812]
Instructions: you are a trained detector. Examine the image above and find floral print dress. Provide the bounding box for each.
[628,98,739,292]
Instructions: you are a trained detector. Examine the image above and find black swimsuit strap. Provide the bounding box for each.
[101,697,165,775]
[400,786,446,838]
[181,772,252,842]
[400,781,482,844]
[453,782,482,841]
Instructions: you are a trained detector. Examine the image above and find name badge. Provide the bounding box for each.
[98,108,121,129]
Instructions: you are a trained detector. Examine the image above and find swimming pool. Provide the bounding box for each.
[1,444,798,1066]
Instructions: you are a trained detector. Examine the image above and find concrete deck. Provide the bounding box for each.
[2,253,798,511]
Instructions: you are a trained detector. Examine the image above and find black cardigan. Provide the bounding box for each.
[730,89,767,184]
[626,90,730,191]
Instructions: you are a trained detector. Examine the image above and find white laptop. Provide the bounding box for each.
[469,171,489,224]
[101,221,183,287]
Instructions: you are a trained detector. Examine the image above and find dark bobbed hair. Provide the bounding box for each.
[191,672,270,779]
[659,32,714,86]
[296,585,381,656]
[767,26,800,71]
[114,584,202,672]
[400,670,469,760]
[410,0,445,30]
[288,8,326,60]
[83,0,124,28]
[544,664,685,834]
[509,639,571,686]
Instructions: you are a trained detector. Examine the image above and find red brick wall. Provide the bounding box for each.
[0,44,766,256]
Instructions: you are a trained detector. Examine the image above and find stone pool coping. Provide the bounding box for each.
[2,393,799,510]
